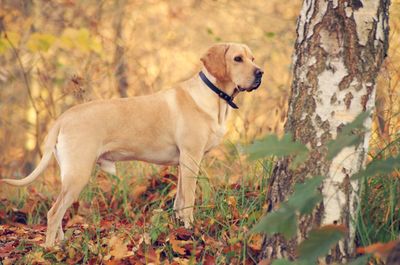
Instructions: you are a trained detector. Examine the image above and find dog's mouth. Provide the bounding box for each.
[251,78,262,90]
[237,77,263,92]
[245,78,262,92]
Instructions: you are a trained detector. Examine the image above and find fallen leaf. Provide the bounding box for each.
[203,254,216,265]
[174,227,193,240]
[172,257,190,265]
[257,259,271,265]
[248,234,263,252]
[130,184,148,200]
[227,196,237,207]
[98,173,113,193]
[170,238,187,255]
[0,242,15,258]
[2,257,17,265]
[357,240,399,261]
[66,215,86,227]
[109,235,133,259]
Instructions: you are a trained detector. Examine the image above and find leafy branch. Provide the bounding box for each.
[246,112,400,264]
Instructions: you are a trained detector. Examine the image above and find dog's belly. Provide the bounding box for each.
[99,145,180,166]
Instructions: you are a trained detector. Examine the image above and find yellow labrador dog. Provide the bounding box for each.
[1,43,263,247]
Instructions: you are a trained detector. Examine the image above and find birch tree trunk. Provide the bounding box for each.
[260,0,390,263]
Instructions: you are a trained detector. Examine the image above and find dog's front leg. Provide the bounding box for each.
[174,150,203,228]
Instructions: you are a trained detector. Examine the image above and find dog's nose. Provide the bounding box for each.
[255,68,264,78]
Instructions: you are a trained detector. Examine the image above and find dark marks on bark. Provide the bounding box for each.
[331,93,338,104]
[344,92,354,109]
[260,0,390,262]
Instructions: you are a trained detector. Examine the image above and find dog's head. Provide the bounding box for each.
[201,43,263,92]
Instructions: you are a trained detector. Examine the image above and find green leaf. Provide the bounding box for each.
[271,260,294,265]
[341,111,369,135]
[0,38,7,54]
[327,134,360,160]
[265,32,276,38]
[251,204,297,240]
[198,176,211,204]
[60,27,102,54]
[298,225,346,262]
[287,176,324,214]
[351,154,400,180]
[247,133,308,162]
[27,32,56,52]
[0,32,20,54]
[345,255,370,265]
[327,112,369,160]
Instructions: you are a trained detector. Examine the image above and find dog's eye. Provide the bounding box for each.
[251,57,255,62]
[234,56,243,62]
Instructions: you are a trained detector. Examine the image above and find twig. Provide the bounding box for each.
[4,31,42,156]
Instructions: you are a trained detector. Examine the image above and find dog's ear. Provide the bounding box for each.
[201,44,230,81]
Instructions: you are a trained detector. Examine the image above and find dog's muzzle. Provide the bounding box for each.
[248,68,264,91]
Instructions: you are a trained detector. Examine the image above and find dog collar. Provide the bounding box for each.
[199,71,239,109]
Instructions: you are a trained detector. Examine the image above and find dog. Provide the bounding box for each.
[1,43,263,247]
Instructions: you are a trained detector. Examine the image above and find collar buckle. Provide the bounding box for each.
[199,71,239,109]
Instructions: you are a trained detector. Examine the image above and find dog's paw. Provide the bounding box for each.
[41,242,55,249]
[174,209,194,228]
[183,219,193,229]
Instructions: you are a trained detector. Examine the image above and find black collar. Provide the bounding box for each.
[199,71,239,109]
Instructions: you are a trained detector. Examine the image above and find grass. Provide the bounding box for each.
[0,132,399,264]
[0,145,272,264]
[356,136,400,247]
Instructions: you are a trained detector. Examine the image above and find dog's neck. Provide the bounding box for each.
[200,68,238,99]
[187,68,238,125]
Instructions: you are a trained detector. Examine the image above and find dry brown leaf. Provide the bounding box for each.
[172,257,190,265]
[170,238,187,255]
[227,196,237,207]
[97,173,113,193]
[66,215,86,227]
[140,246,160,264]
[130,184,148,200]
[2,257,17,265]
[203,254,216,265]
[109,235,132,260]
[26,251,50,265]
[357,240,399,260]
[248,234,263,252]
[258,259,271,265]
[174,227,193,240]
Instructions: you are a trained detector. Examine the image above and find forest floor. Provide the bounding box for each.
[0,166,269,265]
[0,143,398,265]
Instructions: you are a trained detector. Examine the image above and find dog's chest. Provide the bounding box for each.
[205,125,226,152]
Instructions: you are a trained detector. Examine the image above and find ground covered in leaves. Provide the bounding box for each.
[0,170,267,264]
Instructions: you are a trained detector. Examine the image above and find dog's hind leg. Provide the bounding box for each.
[45,142,96,247]
[57,223,64,241]
[45,173,91,247]
[52,147,65,242]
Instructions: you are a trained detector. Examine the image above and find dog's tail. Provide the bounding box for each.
[1,121,61,187]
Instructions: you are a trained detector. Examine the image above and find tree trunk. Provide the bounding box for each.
[260,0,390,263]
[113,0,128,98]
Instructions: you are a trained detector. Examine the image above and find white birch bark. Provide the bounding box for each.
[261,0,390,263]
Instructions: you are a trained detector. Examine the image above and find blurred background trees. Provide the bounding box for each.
[0,0,302,184]
[0,0,399,208]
